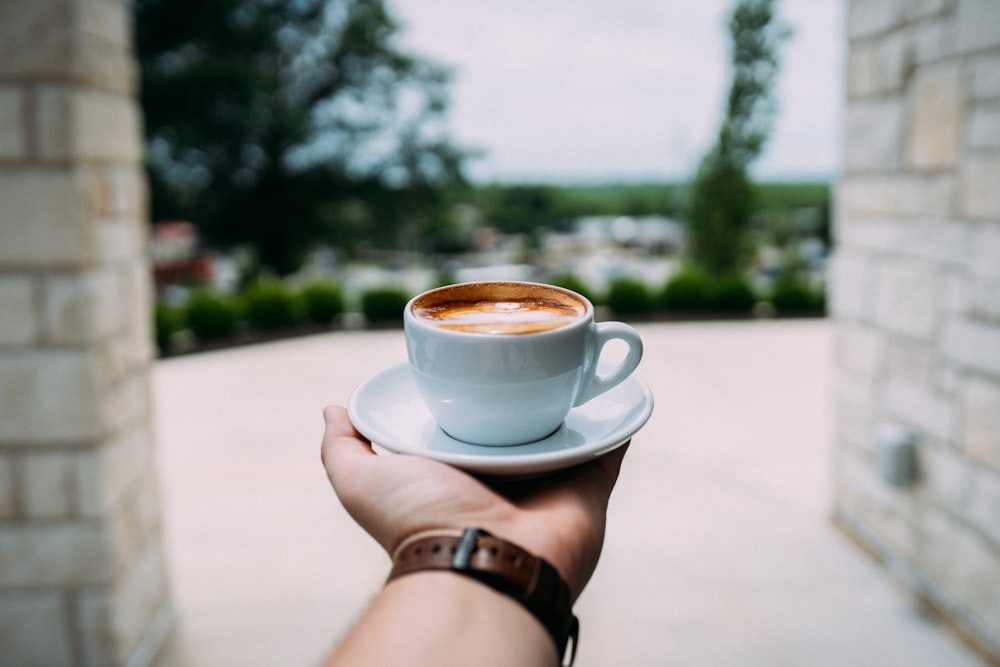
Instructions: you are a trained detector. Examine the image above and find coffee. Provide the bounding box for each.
[404,280,643,445]
[411,283,586,335]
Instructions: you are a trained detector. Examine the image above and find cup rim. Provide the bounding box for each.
[404,280,594,337]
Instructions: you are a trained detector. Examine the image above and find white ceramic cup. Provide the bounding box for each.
[403,281,643,446]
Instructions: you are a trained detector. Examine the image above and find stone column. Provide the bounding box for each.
[832,0,1000,659]
[0,1,172,665]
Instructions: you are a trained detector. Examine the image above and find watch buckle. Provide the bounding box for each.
[451,527,484,571]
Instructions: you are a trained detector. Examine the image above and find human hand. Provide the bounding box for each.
[320,404,628,600]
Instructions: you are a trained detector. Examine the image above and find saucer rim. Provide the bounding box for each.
[347,362,654,476]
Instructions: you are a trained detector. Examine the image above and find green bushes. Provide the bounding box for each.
[543,269,823,320]
[707,274,756,313]
[242,280,302,331]
[154,302,184,353]
[610,270,825,319]
[658,269,755,315]
[659,267,714,313]
[770,276,825,316]
[301,281,345,325]
[361,286,411,324]
[161,279,410,346]
[155,279,351,353]
[240,279,350,331]
[153,270,826,356]
[184,290,241,341]
[606,277,655,316]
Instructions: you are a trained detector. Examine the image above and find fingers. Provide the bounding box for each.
[562,440,629,494]
[594,440,629,490]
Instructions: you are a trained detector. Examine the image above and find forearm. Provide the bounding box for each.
[327,572,558,667]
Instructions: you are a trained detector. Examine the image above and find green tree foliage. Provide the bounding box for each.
[482,185,562,234]
[480,183,683,224]
[136,0,468,274]
[686,0,789,274]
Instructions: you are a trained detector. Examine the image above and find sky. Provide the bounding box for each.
[390,0,844,183]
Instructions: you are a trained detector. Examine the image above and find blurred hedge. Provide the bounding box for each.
[301,281,345,325]
[659,269,759,315]
[770,277,825,316]
[242,280,303,331]
[607,277,656,316]
[708,273,756,314]
[361,286,411,325]
[659,267,714,313]
[154,271,826,357]
[184,290,241,341]
[154,302,184,353]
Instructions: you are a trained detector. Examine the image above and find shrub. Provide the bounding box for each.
[300,281,345,325]
[154,302,183,353]
[184,290,240,341]
[771,277,825,316]
[709,273,757,313]
[545,273,598,305]
[242,280,303,332]
[659,267,714,313]
[361,286,411,325]
[813,288,827,315]
[606,277,655,316]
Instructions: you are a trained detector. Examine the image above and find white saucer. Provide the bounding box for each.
[347,363,654,477]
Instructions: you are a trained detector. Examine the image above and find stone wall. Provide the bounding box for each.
[833,0,1000,659]
[0,1,172,665]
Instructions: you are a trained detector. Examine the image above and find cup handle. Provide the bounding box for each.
[573,321,643,407]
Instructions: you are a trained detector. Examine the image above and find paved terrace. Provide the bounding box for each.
[153,320,986,666]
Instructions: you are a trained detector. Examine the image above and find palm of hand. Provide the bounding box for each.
[322,405,626,600]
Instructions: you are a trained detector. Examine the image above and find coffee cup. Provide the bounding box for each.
[403,281,643,446]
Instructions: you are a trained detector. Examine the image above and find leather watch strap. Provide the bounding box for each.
[387,527,579,666]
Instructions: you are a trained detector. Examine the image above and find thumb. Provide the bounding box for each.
[320,404,375,481]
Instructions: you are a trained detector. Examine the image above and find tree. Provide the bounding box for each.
[685,0,789,274]
[484,185,561,235]
[136,0,468,274]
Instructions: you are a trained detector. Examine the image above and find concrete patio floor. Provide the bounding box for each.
[152,320,986,666]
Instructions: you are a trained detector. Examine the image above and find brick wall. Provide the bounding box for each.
[0,1,172,665]
[833,0,1000,659]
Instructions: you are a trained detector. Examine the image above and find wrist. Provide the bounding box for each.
[331,572,554,667]
[392,525,589,602]
[388,527,579,667]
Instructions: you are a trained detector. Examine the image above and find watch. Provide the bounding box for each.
[387,527,579,666]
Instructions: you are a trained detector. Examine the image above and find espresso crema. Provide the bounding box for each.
[412,283,587,335]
